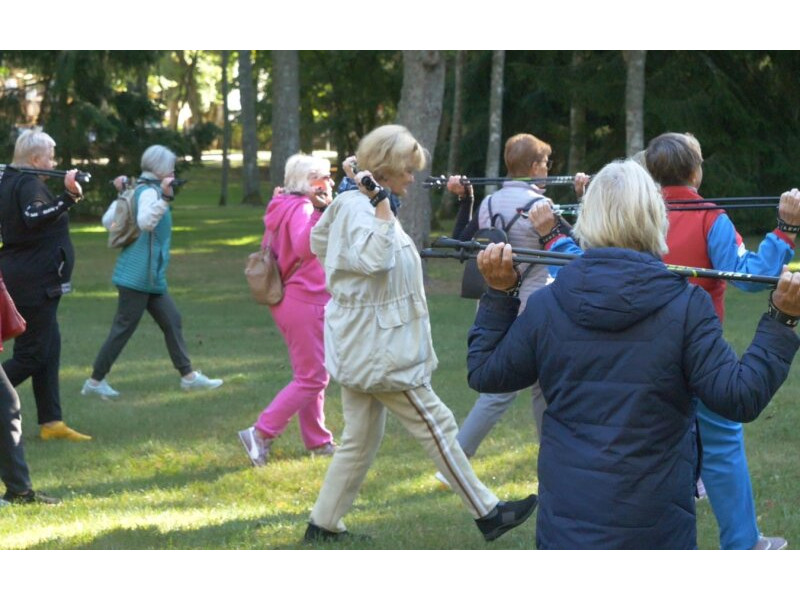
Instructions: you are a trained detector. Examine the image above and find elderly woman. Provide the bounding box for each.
[434,133,587,490]
[81,145,222,398]
[303,124,537,544]
[0,129,90,441]
[468,159,800,549]
[237,154,336,464]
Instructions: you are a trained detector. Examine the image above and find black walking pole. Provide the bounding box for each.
[424,174,581,189]
[424,238,782,287]
[0,164,92,184]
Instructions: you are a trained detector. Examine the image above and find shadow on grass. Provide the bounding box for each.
[43,463,241,501]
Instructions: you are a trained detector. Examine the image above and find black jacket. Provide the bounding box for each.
[0,167,76,306]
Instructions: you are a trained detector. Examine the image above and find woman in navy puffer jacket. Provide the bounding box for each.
[467,160,800,549]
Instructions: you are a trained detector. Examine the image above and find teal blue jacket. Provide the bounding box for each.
[112,183,171,293]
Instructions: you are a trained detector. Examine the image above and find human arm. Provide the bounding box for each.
[573,172,590,198]
[136,185,169,231]
[466,243,540,393]
[449,176,476,240]
[312,192,398,276]
[683,271,800,422]
[707,212,795,292]
[285,200,326,261]
[18,176,78,229]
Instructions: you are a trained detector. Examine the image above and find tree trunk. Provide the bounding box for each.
[271,50,301,190]
[568,51,587,174]
[219,50,231,206]
[623,50,647,156]
[438,50,465,220]
[238,50,262,205]
[397,50,446,251]
[484,50,505,194]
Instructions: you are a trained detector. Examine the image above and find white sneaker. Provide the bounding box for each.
[0,498,10,508]
[696,477,708,501]
[238,427,270,467]
[751,535,788,550]
[181,371,223,391]
[434,471,451,489]
[81,378,120,400]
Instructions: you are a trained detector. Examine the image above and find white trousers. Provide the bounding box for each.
[309,383,499,532]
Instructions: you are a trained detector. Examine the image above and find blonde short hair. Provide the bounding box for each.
[141,145,177,179]
[574,160,669,256]
[355,124,427,180]
[12,128,55,167]
[283,153,331,196]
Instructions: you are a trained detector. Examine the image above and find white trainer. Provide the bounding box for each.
[238,427,270,467]
[181,371,223,391]
[81,378,120,400]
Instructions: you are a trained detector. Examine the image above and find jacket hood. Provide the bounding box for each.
[551,247,688,332]
[264,193,306,234]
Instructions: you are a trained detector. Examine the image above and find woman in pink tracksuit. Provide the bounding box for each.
[238,154,335,465]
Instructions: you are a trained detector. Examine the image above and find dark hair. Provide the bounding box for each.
[645,133,702,186]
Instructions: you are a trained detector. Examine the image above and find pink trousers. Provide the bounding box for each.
[255,294,332,449]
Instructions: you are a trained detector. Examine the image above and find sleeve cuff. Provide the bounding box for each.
[773,228,796,248]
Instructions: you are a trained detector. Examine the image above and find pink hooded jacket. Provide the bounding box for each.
[263,193,330,306]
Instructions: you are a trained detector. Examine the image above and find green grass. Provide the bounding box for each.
[2,167,798,550]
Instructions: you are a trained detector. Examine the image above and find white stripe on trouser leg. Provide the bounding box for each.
[402,387,491,516]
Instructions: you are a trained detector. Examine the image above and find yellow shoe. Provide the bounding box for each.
[40,421,92,442]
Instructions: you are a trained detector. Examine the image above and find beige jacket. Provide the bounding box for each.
[310,190,438,392]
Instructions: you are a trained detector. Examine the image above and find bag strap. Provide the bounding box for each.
[487,195,506,230]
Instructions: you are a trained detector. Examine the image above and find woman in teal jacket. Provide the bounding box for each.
[82,145,223,398]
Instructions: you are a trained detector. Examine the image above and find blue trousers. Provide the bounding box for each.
[697,400,760,549]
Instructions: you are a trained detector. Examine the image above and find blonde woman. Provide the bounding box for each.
[304,124,537,543]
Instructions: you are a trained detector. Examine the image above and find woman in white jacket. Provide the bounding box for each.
[303,124,537,544]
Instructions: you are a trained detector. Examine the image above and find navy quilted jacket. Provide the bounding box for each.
[467,247,799,549]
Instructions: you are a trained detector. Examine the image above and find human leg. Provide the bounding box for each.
[382,384,499,519]
[456,391,519,457]
[90,287,149,381]
[696,400,760,549]
[0,365,32,496]
[2,299,62,424]
[145,292,192,376]
[256,298,332,448]
[309,386,386,532]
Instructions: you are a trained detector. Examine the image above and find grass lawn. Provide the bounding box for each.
[2,163,799,553]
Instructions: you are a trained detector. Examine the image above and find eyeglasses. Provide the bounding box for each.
[541,157,553,169]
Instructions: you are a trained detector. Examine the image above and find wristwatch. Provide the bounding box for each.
[767,292,799,327]
[370,188,388,207]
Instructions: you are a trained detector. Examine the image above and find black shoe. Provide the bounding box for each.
[3,490,61,505]
[303,522,369,544]
[475,494,538,542]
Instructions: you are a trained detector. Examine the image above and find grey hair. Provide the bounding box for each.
[283,153,331,196]
[141,145,177,178]
[11,128,55,167]
[573,159,669,256]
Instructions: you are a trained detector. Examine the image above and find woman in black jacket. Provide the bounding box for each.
[0,128,90,441]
